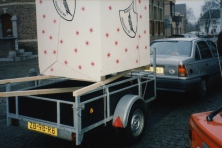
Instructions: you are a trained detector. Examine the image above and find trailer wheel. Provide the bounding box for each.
[124,102,147,143]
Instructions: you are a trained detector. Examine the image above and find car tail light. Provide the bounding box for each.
[178,65,188,77]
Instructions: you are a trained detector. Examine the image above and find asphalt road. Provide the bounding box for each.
[0,58,222,148]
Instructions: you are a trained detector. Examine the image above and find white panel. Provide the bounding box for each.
[36,0,60,73]
[36,0,150,81]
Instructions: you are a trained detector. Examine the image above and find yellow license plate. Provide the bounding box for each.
[145,67,164,74]
[28,122,57,136]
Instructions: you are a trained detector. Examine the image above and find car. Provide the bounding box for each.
[147,38,222,98]
[200,34,214,38]
[189,107,222,147]
[169,34,197,38]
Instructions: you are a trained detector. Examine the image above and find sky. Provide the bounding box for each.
[176,0,205,20]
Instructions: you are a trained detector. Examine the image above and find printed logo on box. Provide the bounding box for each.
[119,1,138,38]
[53,0,76,21]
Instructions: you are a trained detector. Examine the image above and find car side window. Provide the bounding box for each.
[195,45,201,60]
[197,41,213,59]
[207,40,218,57]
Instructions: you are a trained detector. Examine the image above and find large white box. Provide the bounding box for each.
[36,0,150,82]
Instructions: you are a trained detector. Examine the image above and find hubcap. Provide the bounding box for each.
[130,109,144,136]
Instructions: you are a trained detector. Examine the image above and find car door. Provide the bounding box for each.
[196,41,215,85]
[206,40,222,81]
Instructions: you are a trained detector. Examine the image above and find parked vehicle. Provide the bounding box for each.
[189,107,222,147]
[169,34,197,38]
[147,38,222,98]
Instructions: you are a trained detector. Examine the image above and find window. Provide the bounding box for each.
[150,21,153,34]
[197,41,213,59]
[150,20,155,35]
[155,21,158,34]
[150,41,191,57]
[159,8,163,20]
[170,2,175,16]
[195,45,201,60]
[207,40,219,57]
[154,6,158,20]
[0,14,12,37]
[149,5,152,19]
[213,20,216,24]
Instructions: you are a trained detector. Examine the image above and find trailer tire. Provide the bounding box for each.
[124,101,147,143]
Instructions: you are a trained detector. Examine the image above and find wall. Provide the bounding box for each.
[0,1,37,54]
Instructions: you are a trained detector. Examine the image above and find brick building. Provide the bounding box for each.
[0,0,37,58]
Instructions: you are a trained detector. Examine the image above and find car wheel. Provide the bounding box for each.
[196,79,207,99]
[124,102,147,143]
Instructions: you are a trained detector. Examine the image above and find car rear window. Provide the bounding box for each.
[197,41,213,59]
[150,41,192,57]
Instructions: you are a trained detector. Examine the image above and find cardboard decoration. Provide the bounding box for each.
[36,0,150,82]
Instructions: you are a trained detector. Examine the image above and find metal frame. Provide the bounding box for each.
[4,71,155,145]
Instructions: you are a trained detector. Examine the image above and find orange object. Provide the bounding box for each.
[112,116,124,128]
[178,65,187,77]
[189,111,222,148]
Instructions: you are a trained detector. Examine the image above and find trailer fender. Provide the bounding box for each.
[112,94,146,128]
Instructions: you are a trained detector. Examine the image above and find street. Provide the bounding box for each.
[0,58,222,147]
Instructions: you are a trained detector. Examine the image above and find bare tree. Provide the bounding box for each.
[186,7,196,23]
[186,22,197,32]
[200,0,220,34]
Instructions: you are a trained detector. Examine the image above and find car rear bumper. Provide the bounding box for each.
[156,77,201,92]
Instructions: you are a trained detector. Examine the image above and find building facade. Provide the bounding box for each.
[163,0,175,37]
[0,0,170,56]
[174,4,186,34]
[199,9,221,35]
[0,0,37,55]
[149,0,165,41]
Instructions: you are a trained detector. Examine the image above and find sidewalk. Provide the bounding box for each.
[0,58,39,116]
[0,57,39,80]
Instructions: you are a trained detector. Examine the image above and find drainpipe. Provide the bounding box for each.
[11,15,19,51]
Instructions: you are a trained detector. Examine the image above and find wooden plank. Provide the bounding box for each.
[0,75,59,85]
[73,70,131,96]
[0,67,145,97]
[0,87,82,97]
